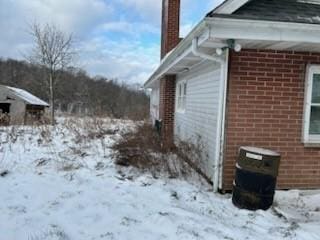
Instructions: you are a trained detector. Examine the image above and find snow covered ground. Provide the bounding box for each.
[0,117,320,240]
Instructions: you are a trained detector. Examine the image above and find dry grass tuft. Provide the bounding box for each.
[112,122,211,184]
[28,225,70,240]
[112,123,164,170]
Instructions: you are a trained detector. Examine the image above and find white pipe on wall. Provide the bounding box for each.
[218,48,230,190]
[214,60,227,192]
[191,37,226,192]
[191,38,224,64]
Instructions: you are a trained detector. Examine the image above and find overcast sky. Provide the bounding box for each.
[0,0,223,84]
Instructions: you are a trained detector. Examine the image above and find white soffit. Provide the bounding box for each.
[145,17,320,88]
[213,0,250,14]
[207,17,320,43]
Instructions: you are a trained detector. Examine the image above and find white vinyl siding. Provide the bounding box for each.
[174,61,222,178]
[150,86,160,124]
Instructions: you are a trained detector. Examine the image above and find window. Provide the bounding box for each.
[0,103,10,114]
[176,81,187,112]
[303,65,320,143]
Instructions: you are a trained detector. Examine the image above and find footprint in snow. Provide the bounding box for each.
[8,205,27,214]
[48,200,61,210]
[100,232,115,239]
[60,191,76,199]
[176,224,204,240]
[28,224,70,240]
[120,216,141,226]
[268,222,299,239]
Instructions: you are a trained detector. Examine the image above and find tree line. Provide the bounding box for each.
[0,58,149,120]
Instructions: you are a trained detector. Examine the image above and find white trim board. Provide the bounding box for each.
[212,0,250,14]
[303,65,320,144]
[207,17,320,43]
[145,17,320,88]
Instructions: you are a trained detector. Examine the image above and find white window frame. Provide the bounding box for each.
[303,64,320,144]
[176,80,187,113]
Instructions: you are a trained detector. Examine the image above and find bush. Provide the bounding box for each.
[112,123,164,170]
[112,122,212,184]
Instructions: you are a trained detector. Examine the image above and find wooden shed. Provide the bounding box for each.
[0,85,49,125]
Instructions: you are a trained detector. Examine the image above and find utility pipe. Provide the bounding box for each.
[218,48,230,190]
[191,37,226,192]
[191,38,225,64]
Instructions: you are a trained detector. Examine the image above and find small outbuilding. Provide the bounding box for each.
[0,85,49,125]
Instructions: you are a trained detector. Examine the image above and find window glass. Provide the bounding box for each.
[176,82,187,111]
[304,66,320,142]
[309,106,320,134]
[312,74,320,103]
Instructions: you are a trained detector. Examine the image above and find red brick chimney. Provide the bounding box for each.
[159,0,180,147]
[161,0,181,59]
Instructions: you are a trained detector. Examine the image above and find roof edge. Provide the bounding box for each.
[4,85,49,107]
[209,0,250,15]
[145,15,320,89]
[144,18,208,88]
[210,13,320,25]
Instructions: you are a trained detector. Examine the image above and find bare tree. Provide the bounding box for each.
[27,23,75,124]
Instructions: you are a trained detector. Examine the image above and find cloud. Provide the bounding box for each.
[0,0,225,85]
[0,0,113,58]
[179,0,225,37]
[99,20,159,36]
[0,0,159,84]
[208,0,225,10]
[79,37,159,84]
[180,22,194,38]
[118,0,162,26]
[0,0,113,36]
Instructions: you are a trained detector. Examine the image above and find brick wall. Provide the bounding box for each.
[161,0,180,59]
[224,49,320,190]
[159,76,176,146]
[158,0,179,146]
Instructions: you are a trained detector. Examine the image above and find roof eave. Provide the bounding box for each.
[6,86,49,107]
[144,18,209,88]
[206,16,320,41]
[145,16,320,89]
[210,0,251,14]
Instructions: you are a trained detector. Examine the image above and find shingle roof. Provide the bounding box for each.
[207,0,320,24]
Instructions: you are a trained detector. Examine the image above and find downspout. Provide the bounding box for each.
[218,48,230,190]
[192,37,226,192]
[191,38,225,64]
